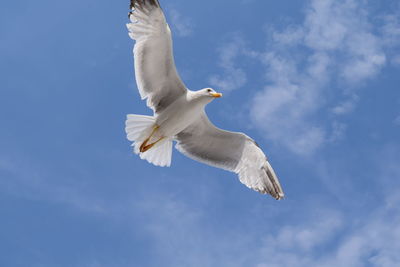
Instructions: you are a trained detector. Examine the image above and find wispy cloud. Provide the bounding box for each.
[209,36,247,92]
[255,145,400,266]
[332,95,359,115]
[248,0,399,155]
[380,8,400,66]
[251,50,327,155]
[168,8,193,37]
[136,181,400,267]
[328,121,347,142]
[135,194,255,267]
[381,10,400,47]
[255,211,343,267]
[255,195,400,267]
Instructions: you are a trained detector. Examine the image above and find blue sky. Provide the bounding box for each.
[1,0,400,266]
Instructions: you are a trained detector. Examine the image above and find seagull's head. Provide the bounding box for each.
[202,88,223,99]
[191,88,222,104]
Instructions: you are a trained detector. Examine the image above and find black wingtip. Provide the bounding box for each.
[128,0,161,17]
[130,0,160,9]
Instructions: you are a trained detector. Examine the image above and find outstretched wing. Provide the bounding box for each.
[175,112,284,200]
[127,0,187,113]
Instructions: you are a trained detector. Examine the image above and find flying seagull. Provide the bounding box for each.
[125,0,284,199]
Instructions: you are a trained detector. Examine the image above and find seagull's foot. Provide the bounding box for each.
[139,125,162,153]
[140,137,164,153]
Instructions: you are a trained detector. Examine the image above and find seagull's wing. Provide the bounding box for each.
[127,0,186,113]
[175,112,284,199]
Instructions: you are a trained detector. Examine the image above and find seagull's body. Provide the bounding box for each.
[125,0,285,199]
[155,90,216,138]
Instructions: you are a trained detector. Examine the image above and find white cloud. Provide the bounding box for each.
[254,194,400,267]
[250,49,327,154]
[135,194,256,267]
[209,36,247,92]
[380,7,400,66]
[131,145,400,267]
[328,121,347,142]
[131,141,400,267]
[248,0,398,155]
[341,34,386,84]
[255,211,343,267]
[381,11,400,47]
[332,95,359,115]
[327,197,400,267]
[168,8,193,37]
[272,212,343,252]
[134,148,399,267]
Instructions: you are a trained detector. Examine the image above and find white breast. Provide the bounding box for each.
[155,94,205,138]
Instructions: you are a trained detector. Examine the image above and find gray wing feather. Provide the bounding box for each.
[127,0,187,113]
[175,112,285,200]
[130,0,160,11]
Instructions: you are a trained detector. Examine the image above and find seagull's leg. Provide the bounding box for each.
[139,125,163,152]
[139,125,159,152]
[140,136,165,152]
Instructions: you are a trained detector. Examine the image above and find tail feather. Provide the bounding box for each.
[125,114,155,142]
[125,114,172,167]
[138,138,172,167]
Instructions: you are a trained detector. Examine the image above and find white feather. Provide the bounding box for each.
[127,2,187,114]
[176,113,284,200]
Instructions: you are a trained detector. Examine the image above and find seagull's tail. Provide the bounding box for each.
[125,114,172,167]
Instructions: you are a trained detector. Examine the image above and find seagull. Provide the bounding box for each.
[125,0,284,199]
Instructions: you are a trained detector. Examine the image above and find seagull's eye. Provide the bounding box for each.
[207,89,212,92]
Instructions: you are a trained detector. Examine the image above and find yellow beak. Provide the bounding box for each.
[210,92,223,98]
